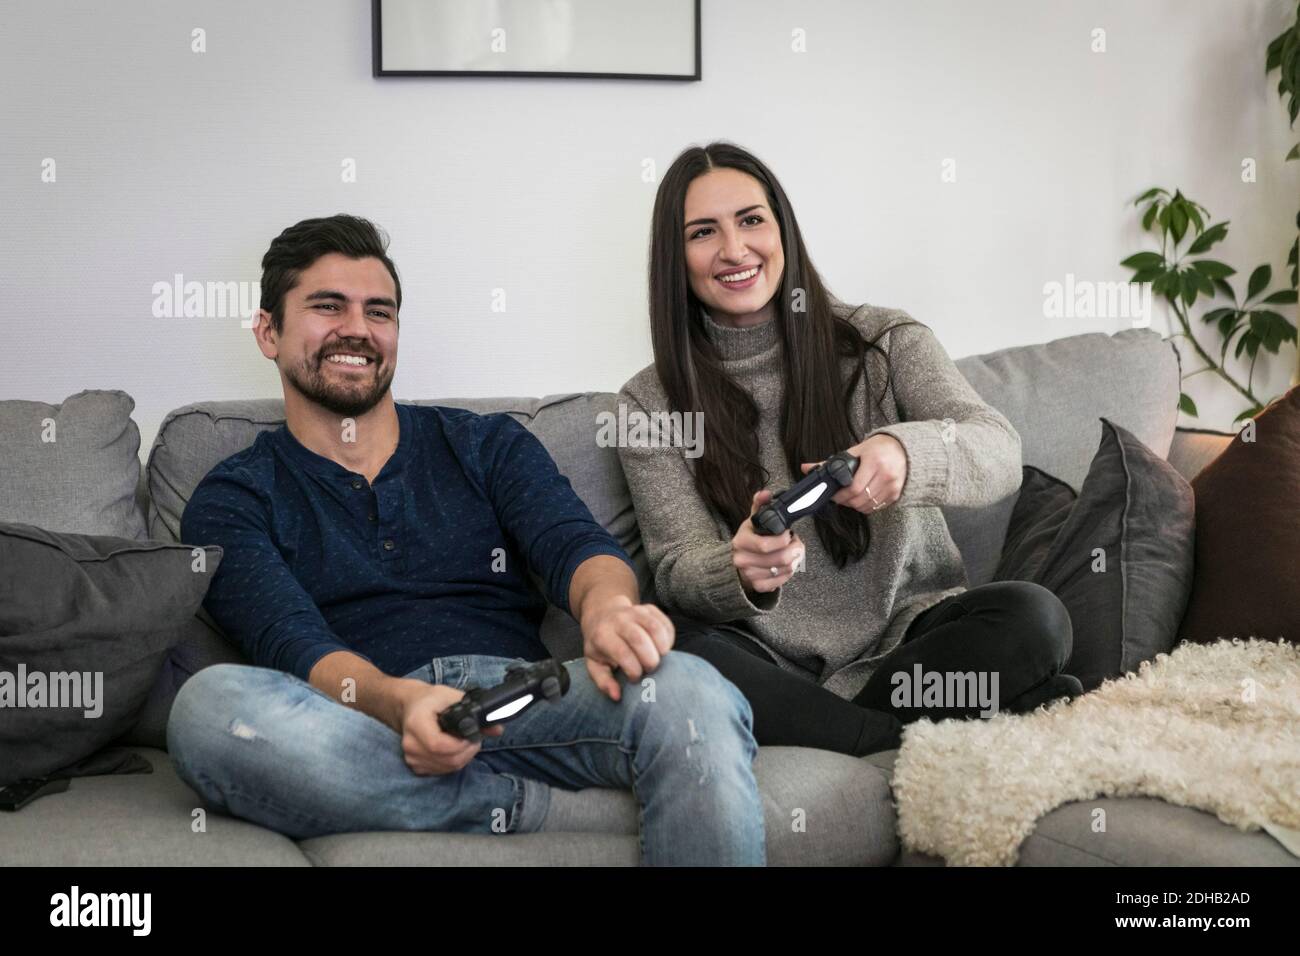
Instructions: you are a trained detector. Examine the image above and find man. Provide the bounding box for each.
[168,214,765,865]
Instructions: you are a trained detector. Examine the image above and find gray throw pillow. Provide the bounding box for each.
[113,607,250,751]
[0,390,147,540]
[0,523,221,785]
[993,418,1195,690]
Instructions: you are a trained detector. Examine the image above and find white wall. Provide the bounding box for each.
[3,0,1297,456]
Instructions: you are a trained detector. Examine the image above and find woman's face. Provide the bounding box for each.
[682,167,785,328]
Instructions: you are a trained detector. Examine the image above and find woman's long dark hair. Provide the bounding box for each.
[648,141,917,568]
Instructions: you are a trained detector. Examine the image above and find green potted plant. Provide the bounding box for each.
[1121,2,1300,422]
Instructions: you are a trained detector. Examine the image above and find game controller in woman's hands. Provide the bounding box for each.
[751,452,859,536]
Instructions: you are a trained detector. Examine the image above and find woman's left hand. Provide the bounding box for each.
[799,434,909,515]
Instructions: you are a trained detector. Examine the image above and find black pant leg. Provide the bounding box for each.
[673,620,902,757]
[851,580,1075,723]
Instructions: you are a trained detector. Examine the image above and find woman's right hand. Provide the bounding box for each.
[732,490,805,594]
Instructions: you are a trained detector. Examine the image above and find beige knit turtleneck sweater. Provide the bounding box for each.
[616,300,1023,699]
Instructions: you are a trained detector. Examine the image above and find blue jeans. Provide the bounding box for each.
[166,650,766,865]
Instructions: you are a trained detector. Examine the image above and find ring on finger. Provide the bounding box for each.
[769,566,780,577]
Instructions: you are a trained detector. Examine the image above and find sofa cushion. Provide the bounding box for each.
[0,747,310,866]
[0,745,895,866]
[0,524,221,785]
[993,419,1195,690]
[863,750,1298,866]
[0,389,147,539]
[298,746,898,866]
[1179,385,1300,646]
[145,394,649,664]
[949,328,1179,586]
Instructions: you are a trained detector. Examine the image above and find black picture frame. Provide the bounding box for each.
[372,0,701,81]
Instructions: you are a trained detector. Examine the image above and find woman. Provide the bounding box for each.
[617,142,1082,757]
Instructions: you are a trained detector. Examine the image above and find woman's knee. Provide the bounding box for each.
[985,580,1073,669]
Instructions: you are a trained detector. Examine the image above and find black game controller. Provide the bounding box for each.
[437,659,570,742]
[752,451,859,535]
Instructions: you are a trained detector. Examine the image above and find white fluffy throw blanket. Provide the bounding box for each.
[891,638,1300,866]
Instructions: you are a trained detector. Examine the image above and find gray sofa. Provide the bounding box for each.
[2,326,1295,866]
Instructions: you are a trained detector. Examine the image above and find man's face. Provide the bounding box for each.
[262,253,399,418]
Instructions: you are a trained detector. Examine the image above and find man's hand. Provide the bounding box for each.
[567,554,672,702]
[580,595,674,702]
[390,678,503,776]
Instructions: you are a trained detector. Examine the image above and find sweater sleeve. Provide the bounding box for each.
[615,387,779,624]
[866,317,1023,509]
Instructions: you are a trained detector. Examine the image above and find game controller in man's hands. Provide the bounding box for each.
[751,452,860,536]
[437,659,570,742]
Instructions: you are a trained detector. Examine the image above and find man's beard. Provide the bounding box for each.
[284,353,395,418]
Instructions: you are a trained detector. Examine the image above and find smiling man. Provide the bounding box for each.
[167,214,765,865]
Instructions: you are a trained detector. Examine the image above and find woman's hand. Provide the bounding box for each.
[799,434,908,515]
[731,490,805,594]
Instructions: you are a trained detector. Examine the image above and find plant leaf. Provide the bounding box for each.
[1190,258,1235,279]
[1217,311,1242,343]
[1121,251,1165,270]
[1235,331,1253,359]
[1178,392,1199,417]
[1187,222,1229,254]
[1170,204,1189,244]
[1262,288,1298,304]
[1247,264,1272,300]
[1250,310,1297,352]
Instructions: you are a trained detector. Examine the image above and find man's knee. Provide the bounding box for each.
[635,651,755,746]
[166,663,296,760]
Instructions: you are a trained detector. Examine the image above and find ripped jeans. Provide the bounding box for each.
[165,651,766,865]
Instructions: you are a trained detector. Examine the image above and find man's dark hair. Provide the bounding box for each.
[260,214,402,334]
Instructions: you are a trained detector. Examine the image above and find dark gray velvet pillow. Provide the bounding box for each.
[113,607,250,751]
[993,418,1195,690]
[0,523,221,785]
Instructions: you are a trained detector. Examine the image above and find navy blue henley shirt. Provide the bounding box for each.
[180,402,633,682]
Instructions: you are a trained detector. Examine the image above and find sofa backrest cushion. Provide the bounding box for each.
[0,390,147,540]
[1166,426,1234,483]
[949,328,1179,586]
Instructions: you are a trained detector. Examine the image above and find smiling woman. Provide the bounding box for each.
[618,141,1082,757]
